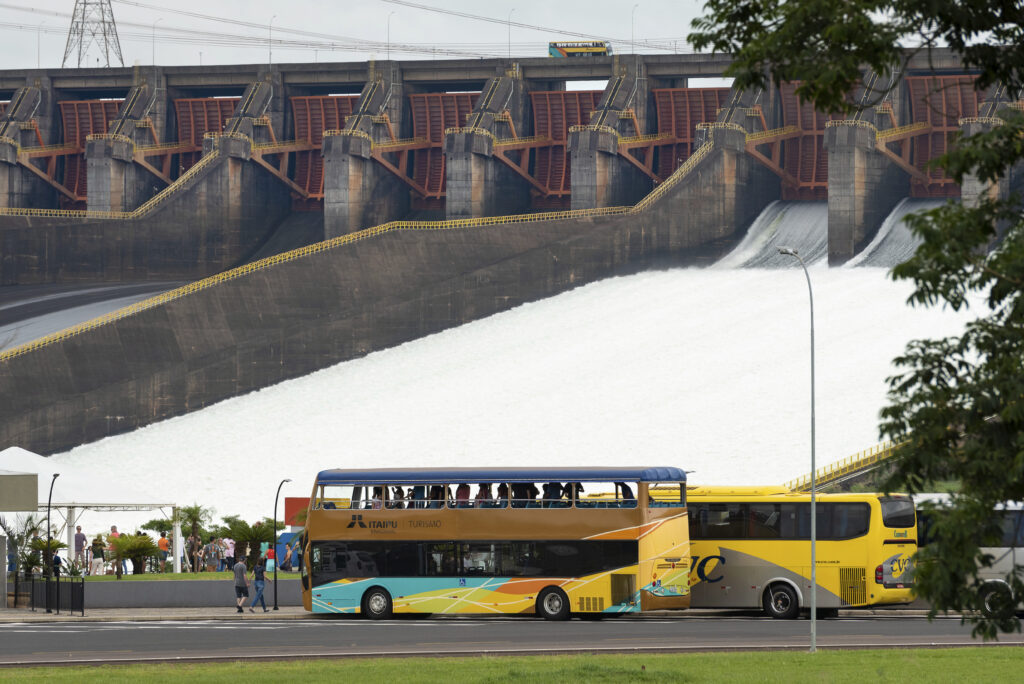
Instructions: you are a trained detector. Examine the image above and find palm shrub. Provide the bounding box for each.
[216,516,274,569]
[107,534,158,577]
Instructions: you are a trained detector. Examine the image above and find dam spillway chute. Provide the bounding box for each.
[714,201,829,269]
[846,198,946,268]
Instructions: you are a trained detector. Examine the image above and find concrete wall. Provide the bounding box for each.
[0,139,292,285]
[82,577,302,609]
[0,134,776,455]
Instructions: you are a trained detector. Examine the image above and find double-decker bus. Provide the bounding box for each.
[548,41,612,58]
[647,485,917,618]
[299,467,690,619]
[916,495,1024,617]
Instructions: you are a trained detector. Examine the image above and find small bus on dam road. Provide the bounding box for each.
[644,486,917,618]
[299,467,690,619]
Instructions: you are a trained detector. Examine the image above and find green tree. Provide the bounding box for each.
[178,504,214,573]
[690,1,1024,639]
[140,518,174,536]
[214,516,275,569]
[0,514,42,578]
[108,534,159,577]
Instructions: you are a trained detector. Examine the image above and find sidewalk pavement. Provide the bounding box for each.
[0,606,311,623]
[0,606,939,624]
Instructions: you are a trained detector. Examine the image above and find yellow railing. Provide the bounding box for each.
[323,129,372,143]
[632,139,713,213]
[495,135,550,147]
[203,131,251,143]
[957,116,1004,128]
[745,125,799,142]
[618,132,672,144]
[568,124,619,137]
[17,142,80,155]
[0,205,632,362]
[135,141,197,153]
[444,127,497,143]
[251,140,315,152]
[783,441,898,492]
[696,122,746,134]
[0,206,127,219]
[85,133,134,148]
[876,121,931,140]
[374,136,430,150]
[824,119,877,130]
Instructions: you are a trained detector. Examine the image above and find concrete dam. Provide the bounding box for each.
[0,49,1018,456]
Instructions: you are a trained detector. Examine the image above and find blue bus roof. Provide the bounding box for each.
[315,467,686,485]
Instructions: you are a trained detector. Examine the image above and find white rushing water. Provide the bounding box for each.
[847,199,947,268]
[0,200,982,535]
[715,201,829,268]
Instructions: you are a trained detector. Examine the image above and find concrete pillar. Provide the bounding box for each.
[85,136,134,212]
[569,127,618,209]
[445,76,533,219]
[323,133,372,238]
[825,122,910,265]
[0,139,26,209]
[960,118,1007,209]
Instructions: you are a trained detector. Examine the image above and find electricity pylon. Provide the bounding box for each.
[62,0,125,68]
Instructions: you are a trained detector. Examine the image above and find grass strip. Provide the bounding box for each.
[2,648,1020,683]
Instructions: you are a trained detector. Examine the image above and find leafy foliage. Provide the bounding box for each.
[690,0,1024,638]
[213,516,276,569]
[0,514,42,576]
[107,534,159,578]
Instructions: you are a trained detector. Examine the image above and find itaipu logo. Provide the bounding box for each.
[347,514,396,530]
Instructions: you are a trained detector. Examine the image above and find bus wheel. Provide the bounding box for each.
[537,587,570,621]
[980,583,1014,619]
[361,587,393,620]
[763,584,799,619]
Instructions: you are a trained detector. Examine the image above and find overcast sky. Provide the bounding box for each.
[2,0,709,70]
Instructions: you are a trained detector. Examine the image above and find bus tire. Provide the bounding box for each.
[763,583,800,619]
[361,587,393,620]
[980,583,1014,619]
[536,587,570,621]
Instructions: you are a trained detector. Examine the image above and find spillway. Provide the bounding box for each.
[2,262,980,530]
[847,199,947,268]
[715,201,829,268]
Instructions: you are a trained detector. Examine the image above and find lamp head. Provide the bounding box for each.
[52,473,60,479]
[778,247,797,256]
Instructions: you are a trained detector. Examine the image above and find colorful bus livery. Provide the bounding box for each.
[548,41,612,58]
[300,467,690,619]
[650,486,917,618]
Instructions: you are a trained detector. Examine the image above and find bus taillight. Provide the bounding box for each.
[875,564,884,584]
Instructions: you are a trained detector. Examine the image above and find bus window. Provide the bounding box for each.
[541,482,568,508]
[649,483,685,508]
[313,485,358,510]
[795,503,871,540]
[511,483,540,508]
[424,542,458,575]
[1000,511,1024,547]
[879,496,916,528]
[426,485,448,509]
[748,504,782,538]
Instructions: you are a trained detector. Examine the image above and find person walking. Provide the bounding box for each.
[232,557,249,613]
[249,557,268,613]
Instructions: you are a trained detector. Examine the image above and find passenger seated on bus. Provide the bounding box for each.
[410,486,426,509]
[390,486,406,510]
[475,483,493,508]
[322,501,336,510]
[428,485,445,509]
[542,482,565,508]
[510,483,527,508]
[496,483,510,508]
[455,483,471,508]
[616,482,636,508]
[371,487,384,510]
[565,482,585,506]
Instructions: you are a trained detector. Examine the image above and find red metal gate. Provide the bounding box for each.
[529,90,601,209]
[173,97,240,171]
[409,92,477,210]
[290,95,358,209]
[652,88,731,178]
[58,99,123,208]
[905,75,981,198]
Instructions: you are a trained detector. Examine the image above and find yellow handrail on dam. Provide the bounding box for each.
[783,441,899,492]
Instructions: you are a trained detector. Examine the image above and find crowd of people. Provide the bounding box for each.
[347,481,636,510]
[7,523,304,577]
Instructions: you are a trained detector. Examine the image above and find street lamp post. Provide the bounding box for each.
[507,9,515,60]
[778,246,817,653]
[152,18,162,65]
[37,22,45,69]
[273,478,292,610]
[45,473,59,613]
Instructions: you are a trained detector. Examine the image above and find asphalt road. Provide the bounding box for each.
[2,615,1019,665]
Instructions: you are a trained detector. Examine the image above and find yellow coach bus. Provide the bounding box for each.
[548,41,612,57]
[647,486,917,618]
[299,467,690,619]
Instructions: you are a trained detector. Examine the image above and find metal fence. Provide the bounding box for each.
[19,573,86,616]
